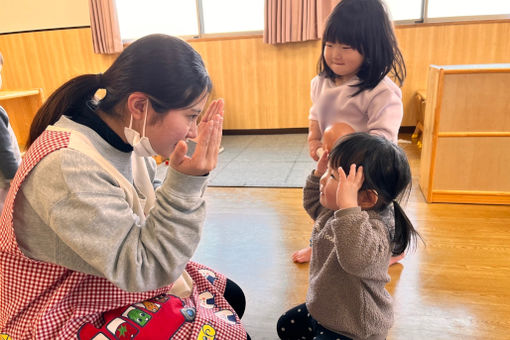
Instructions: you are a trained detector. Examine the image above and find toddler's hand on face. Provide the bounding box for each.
[336,164,364,209]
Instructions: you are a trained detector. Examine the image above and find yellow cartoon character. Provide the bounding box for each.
[196,324,216,340]
[0,334,12,340]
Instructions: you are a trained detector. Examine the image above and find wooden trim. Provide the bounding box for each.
[427,69,444,202]
[0,25,90,36]
[397,18,510,29]
[187,33,263,43]
[443,68,510,75]
[222,126,417,135]
[438,132,510,137]
[0,89,41,100]
[223,128,308,135]
[431,190,510,205]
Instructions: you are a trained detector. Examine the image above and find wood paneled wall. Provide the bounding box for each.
[0,29,116,95]
[0,20,508,132]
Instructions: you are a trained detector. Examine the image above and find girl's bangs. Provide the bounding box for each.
[323,17,360,50]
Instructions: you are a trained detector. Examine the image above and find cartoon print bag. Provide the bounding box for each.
[76,261,247,340]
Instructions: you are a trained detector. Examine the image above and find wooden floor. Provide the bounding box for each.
[191,138,510,339]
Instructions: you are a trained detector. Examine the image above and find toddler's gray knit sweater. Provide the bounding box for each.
[303,173,395,340]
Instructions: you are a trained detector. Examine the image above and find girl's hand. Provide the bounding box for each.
[337,164,364,209]
[314,150,329,177]
[200,98,224,123]
[169,101,224,176]
[308,139,323,161]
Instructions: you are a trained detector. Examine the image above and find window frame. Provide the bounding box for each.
[118,0,510,42]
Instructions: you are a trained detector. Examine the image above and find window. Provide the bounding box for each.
[116,0,510,42]
[383,0,509,23]
[383,0,422,22]
[427,0,510,19]
[116,0,263,42]
[117,1,199,41]
[201,0,264,34]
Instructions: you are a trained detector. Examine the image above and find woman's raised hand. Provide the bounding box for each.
[200,98,224,123]
[169,99,224,176]
[313,150,329,178]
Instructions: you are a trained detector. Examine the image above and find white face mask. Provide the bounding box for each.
[124,101,158,157]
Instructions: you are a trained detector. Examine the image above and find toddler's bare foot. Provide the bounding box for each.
[292,246,312,263]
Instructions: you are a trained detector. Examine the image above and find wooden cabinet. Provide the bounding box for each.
[0,88,44,150]
[419,64,510,205]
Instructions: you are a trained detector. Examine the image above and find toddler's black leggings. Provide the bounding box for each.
[277,303,352,340]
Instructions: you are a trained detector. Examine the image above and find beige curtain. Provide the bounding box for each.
[89,0,123,54]
[264,0,341,44]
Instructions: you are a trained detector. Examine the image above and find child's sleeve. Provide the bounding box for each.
[365,81,403,144]
[15,150,208,293]
[308,76,321,122]
[0,107,20,179]
[328,207,391,278]
[303,172,325,220]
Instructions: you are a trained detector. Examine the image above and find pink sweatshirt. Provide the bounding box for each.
[308,75,403,143]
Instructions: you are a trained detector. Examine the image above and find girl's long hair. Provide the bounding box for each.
[27,34,212,147]
[318,0,406,96]
[329,133,421,255]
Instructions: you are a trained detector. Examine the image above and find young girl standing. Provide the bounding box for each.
[308,0,405,159]
[294,0,406,263]
[278,132,420,340]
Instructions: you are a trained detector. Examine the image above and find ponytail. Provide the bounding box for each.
[392,200,422,255]
[28,35,212,148]
[26,74,102,148]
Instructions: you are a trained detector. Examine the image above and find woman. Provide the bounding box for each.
[0,34,248,340]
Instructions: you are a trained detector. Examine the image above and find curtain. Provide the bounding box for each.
[264,0,341,44]
[88,0,123,54]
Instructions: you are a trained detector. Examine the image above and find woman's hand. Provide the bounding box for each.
[169,99,224,176]
[336,163,364,209]
[200,98,224,123]
[308,139,323,161]
[313,149,329,178]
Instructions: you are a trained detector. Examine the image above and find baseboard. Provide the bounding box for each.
[223,126,416,135]
[223,128,308,135]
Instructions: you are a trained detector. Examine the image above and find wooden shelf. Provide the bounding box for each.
[0,88,45,150]
[419,64,510,205]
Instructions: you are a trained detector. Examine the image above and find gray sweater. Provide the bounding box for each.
[13,116,208,292]
[303,173,395,340]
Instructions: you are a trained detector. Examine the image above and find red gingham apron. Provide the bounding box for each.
[0,128,247,339]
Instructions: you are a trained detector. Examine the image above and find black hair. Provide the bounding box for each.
[27,34,212,147]
[329,132,421,255]
[318,0,406,96]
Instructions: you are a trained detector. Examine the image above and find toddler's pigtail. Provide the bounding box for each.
[392,200,420,255]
